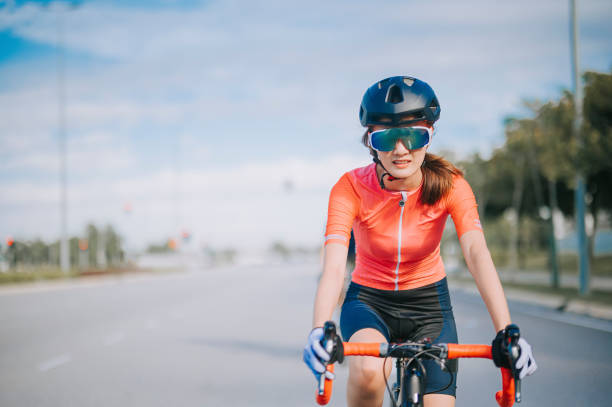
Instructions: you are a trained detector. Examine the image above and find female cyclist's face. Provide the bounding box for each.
[371,124,429,180]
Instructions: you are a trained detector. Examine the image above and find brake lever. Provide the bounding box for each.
[505,324,522,403]
[318,321,337,395]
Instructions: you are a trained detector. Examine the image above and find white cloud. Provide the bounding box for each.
[1,131,134,186]
[1,0,611,247]
[2,1,609,136]
[0,153,367,249]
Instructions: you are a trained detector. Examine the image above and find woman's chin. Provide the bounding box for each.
[389,167,417,179]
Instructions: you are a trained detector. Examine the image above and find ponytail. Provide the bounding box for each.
[420,153,463,205]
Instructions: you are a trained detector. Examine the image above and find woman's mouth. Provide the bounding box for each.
[392,159,411,168]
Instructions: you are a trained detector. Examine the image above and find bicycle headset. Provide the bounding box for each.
[359,75,441,189]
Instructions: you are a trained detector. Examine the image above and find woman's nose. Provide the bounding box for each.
[393,139,410,154]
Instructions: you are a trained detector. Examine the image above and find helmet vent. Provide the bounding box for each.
[386,84,404,104]
[377,78,390,89]
[403,77,415,87]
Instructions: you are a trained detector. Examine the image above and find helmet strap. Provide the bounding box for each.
[372,155,397,190]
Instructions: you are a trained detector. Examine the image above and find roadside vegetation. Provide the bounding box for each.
[0,224,129,284]
[447,70,612,284]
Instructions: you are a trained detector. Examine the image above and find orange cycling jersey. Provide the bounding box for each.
[325,163,482,291]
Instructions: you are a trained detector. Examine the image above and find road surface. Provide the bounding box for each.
[1,262,610,406]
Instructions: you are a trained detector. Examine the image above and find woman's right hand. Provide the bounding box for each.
[303,327,335,381]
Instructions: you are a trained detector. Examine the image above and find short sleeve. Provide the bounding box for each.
[447,176,483,238]
[324,173,360,246]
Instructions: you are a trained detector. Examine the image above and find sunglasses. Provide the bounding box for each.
[368,126,433,152]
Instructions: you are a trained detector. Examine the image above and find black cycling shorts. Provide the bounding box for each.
[340,277,458,396]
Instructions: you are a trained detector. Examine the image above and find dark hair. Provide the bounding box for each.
[361,130,462,205]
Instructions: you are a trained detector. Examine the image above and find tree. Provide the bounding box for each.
[459,153,489,219]
[461,70,611,279]
[534,70,612,263]
[581,71,612,259]
[86,224,99,268]
[104,225,124,266]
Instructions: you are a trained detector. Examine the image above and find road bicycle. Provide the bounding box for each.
[314,321,522,407]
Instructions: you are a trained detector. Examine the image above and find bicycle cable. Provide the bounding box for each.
[406,349,429,388]
[383,345,431,407]
[414,348,454,394]
[412,348,454,394]
[382,355,401,407]
[389,345,455,405]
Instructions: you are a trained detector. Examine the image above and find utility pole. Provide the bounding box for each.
[57,5,69,273]
[570,0,589,295]
[548,179,560,288]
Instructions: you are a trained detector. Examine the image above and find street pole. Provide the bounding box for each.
[57,5,69,273]
[570,0,589,295]
[548,179,560,288]
[173,136,181,251]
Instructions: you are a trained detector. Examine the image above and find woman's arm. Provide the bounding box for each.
[460,230,538,379]
[312,242,349,328]
[459,230,511,332]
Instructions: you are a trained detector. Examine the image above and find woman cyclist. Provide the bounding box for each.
[303,76,537,407]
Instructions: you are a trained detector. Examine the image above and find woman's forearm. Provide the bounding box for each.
[312,243,348,328]
[312,267,345,328]
[461,232,511,332]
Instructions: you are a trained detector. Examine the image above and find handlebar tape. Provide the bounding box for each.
[342,342,385,357]
[315,343,383,405]
[446,344,492,359]
[495,367,515,407]
[315,364,334,405]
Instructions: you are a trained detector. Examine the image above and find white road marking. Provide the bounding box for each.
[104,332,125,346]
[38,354,72,372]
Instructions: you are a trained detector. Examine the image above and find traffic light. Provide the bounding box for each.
[6,236,15,269]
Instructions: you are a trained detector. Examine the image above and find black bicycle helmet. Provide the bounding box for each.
[359,76,440,127]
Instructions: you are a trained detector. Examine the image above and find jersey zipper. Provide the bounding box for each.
[394,191,407,291]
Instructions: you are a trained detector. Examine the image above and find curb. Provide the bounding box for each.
[0,269,185,296]
[448,277,612,322]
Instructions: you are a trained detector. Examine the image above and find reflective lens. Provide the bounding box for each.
[369,127,432,152]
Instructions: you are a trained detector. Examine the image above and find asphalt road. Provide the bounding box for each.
[1,262,611,406]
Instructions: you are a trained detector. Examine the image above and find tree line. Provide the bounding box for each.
[458,70,611,277]
[1,223,125,271]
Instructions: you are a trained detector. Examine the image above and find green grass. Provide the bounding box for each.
[489,252,612,276]
[500,280,612,307]
[0,265,159,285]
[0,267,80,284]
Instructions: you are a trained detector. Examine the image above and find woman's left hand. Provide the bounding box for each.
[492,328,537,379]
[514,337,537,379]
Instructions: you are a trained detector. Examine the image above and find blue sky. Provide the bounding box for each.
[1,0,611,251]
